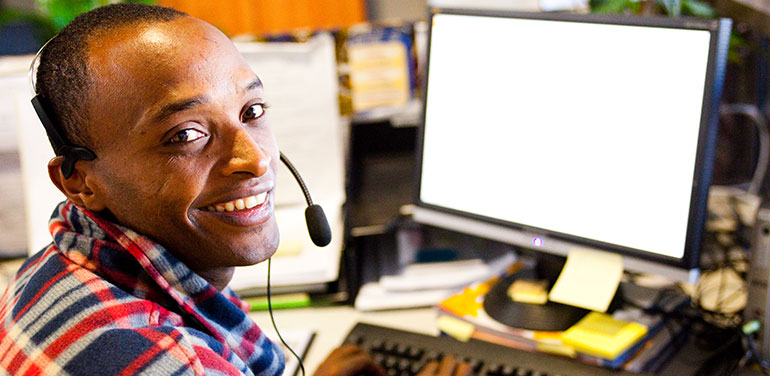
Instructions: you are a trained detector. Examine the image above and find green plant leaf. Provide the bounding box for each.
[657,0,682,16]
[0,8,57,42]
[681,0,716,17]
[36,0,95,30]
[593,0,635,13]
[34,0,156,31]
[727,32,749,65]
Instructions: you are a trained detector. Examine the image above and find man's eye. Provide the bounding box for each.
[243,103,267,122]
[168,129,207,144]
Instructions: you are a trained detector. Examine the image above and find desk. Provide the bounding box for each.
[250,305,762,376]
[249,306,439,373]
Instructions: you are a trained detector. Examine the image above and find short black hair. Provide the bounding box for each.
[35,3,186,148]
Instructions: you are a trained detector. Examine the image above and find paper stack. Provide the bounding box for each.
[354,252,516,311]
[436,271,689,371]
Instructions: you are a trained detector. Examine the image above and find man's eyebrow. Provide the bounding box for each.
[244,78,263,92]
[152,95,209,124]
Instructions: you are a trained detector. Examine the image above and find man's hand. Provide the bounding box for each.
[416,356,471,376]
[314,344,386,376]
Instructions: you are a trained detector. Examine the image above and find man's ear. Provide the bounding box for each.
[48,156,107,211]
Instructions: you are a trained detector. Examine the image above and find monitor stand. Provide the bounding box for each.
[483,253,623,332]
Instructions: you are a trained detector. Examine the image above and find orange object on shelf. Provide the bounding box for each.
[158,0,367,37]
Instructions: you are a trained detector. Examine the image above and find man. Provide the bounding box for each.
[0,3,469,376]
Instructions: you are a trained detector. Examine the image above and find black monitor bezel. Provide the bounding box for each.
[414,8,730,271]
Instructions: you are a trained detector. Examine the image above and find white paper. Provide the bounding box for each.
[2,54,66,255]
[229,201,343,289]
[231,34,345,289]
[16,91,64,255]
[260,327,316,376]
[354,282,457,311]
[0,55,35,154]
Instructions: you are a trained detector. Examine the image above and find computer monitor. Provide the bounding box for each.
[413,9,731,286]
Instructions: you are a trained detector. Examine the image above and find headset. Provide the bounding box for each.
[30,36,330,376]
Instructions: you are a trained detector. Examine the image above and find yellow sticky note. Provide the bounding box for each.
[437,315,475,342]
[508,279,548,305]
[561,312,647,360]
[536,342,577,358]
[548,249,623,312]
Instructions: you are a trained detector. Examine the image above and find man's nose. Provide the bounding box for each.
[221,128,270,177]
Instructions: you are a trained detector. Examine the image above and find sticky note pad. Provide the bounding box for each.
[508,279,549,305]
[536,342,577,358]
[548,249,623,312]
[561,312,648,360]
[437,315,475,342]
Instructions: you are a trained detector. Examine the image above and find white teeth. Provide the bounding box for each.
[206,192,268,212]
[255,192,267,205]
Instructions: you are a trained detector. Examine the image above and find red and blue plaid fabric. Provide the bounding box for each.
[0,201,284,375]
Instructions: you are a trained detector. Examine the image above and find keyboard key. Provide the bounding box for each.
[410,361,426,375]
[370,339,385,351]
[514,368,530,376]
[424,351,441,362]
[345,335,362,345]
[384,342,398,354]
[468,359,484,373]
[385,356,399,369]
[487,363,503,375]
[408,347,424,360]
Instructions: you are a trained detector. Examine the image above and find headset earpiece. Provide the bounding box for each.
[31,95,96,179]
[30,37,97,179]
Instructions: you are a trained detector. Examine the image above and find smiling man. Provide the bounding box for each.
[0,4,473,376]
[0,4,390,376]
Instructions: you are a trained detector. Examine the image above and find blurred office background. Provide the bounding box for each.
[0,0,769,285]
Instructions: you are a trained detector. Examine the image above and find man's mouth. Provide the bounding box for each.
[200,192,268,213]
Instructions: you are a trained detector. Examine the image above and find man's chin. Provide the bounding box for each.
[231,231,280,266]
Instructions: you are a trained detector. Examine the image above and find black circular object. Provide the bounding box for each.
[482,269,589,332]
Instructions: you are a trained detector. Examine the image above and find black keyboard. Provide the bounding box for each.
[343,322,645,376]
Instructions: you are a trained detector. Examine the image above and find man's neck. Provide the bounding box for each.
[195,267,235,291]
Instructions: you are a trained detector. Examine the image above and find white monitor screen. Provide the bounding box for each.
[419,13,713,260]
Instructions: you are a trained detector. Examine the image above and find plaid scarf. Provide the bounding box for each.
[0,201,284,375]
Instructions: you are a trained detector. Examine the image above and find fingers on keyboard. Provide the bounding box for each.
[417,361,439,376]
[417,355,471,376]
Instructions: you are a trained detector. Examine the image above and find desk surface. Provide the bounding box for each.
[250,305,763,376]
[249,306,439,373]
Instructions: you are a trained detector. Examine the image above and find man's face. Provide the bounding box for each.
[82,17,279,275]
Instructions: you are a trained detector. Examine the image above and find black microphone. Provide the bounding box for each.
[279,152,332,247]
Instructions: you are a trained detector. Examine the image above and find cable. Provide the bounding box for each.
[267,257,306,376]
[735,321,770,375]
